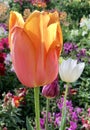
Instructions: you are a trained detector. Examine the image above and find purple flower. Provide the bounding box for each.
[77,48,86,62]
[0,23,7,30]
[40,97,82,129]
[77,49,86,57]
[57,98,64,110]
[41,111,52,122]
[55,116,61,126]
[64,42,78,54]
[75,107,82,114]
[40,118,45,129]
[68,121,77,130]
[71,112,78,121]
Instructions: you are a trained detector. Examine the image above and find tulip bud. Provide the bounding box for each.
[42,78,60,98]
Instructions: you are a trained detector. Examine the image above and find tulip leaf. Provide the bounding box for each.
[26,117,34,130]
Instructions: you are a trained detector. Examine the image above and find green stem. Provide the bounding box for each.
[34,87,40,130]
[45,98,50,130]
[59,83,69,130]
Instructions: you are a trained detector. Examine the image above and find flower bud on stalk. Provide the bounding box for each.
[42,78,60,98]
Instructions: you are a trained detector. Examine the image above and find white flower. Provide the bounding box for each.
[80,17,90,30]
[59,58,85,83]
[82,31,87,36]
[4,54,12,65]
[71,29,79,36]
[4,54,15,72]
[0,26,7,37]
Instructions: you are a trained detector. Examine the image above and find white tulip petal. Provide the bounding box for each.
[67,59,77,77]
[72,63,85,82]
[59,58,85,83]
[59,59,72,82]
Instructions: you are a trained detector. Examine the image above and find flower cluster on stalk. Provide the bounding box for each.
[40,98,82,130]
[0,37,9,75]
[2,88,26,108]
[63,42,90,63]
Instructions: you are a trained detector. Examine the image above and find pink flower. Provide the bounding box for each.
[0,37,9,50]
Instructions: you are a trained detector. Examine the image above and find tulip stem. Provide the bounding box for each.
[34,87,40,130]
[59,83,69,130]
[45,98,50,130]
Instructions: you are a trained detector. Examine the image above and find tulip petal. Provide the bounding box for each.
[72,63,85,82]
[59,58,85,83]
[46,23,58,50]
[34,47,59,86]
[48,11,59,25]
[9,11,24,31]
[24,11,50,43]
[9,11,24,50]
[47,22,62,51]
[11,27,36,87]
[59,59,71,82]
[45,48,59,84]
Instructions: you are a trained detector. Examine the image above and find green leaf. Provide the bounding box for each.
[26,117,34,130]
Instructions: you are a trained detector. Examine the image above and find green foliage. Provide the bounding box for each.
[64,1,90,21]
[0,102,23,129]
[26,117,34,130]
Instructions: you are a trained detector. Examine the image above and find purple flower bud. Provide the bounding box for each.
[42,78,60,98]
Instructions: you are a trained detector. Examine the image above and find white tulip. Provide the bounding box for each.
[59,58,85,83]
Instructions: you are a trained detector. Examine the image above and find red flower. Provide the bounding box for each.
[12,96,24,107]
[0,63,5,75]
[0,52,6,75]
[69,89,77,95]
[82,118,90,129]
[0,54,5,63]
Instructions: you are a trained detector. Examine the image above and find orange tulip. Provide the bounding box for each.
[9,10,63,88]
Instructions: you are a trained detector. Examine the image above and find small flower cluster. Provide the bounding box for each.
[4,53,14,72]
[63,42,89,63]
[81,108,90,130]
[31,0,49,8]
[80,16,90,30]
[56,98,82,130]
[2,88,26,108]
[13,0,31,5]
[40,98,82,130]
[80,16,90,37]
[0,37,9,75]
[63,42,77,54]
[0,23,7,38]
[0,2,9,22]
